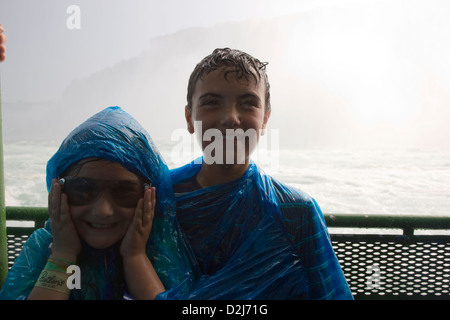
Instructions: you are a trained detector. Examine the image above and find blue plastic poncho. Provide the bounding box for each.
[0,106,195,300]
[165,159,353,300]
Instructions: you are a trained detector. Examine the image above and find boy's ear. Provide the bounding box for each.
[185,106,194,134]
[261,110,271,136]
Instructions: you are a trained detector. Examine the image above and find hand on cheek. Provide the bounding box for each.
[120,187,156,258]
[48,179,81,261]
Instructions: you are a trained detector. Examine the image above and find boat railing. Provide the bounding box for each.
[325,213,450,299]
[1,207,449,299]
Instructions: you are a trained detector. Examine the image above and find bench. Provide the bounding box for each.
[2,207,450,299]
[326,213,450,300]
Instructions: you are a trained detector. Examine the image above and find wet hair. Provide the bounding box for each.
[186,48,271,113]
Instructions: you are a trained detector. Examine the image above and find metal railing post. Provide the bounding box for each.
[0,74,8,287]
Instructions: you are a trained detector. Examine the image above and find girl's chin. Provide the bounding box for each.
[81,234,124,250]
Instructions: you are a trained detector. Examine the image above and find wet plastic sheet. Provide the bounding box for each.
[165,159,354,300]
[0,106,195,299]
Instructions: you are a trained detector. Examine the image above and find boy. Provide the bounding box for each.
[171,48,353,299]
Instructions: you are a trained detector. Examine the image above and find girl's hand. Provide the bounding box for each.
[120,186,156,258]
[48,179,81,262]
[120,186,164,299]
[0,24,6,62]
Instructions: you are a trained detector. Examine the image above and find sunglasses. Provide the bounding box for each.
[58,176,150,208]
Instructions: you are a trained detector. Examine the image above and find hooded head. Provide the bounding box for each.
[46,106,175,219]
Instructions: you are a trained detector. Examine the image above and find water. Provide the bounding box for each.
[3,140,450,216]
[264,148,450,216]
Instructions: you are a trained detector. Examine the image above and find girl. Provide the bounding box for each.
[0,106,195,299]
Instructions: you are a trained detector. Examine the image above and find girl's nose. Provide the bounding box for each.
[90,194,115,218]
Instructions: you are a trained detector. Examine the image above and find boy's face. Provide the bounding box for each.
[186,67,270,165]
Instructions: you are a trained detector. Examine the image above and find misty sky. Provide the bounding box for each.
[0,0,345,101]
[0,0,450,148]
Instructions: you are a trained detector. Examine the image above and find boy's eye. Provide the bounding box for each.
[241,100,258,109]
[201,100,219,107]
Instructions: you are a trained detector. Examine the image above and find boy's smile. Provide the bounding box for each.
[186,67,270,166]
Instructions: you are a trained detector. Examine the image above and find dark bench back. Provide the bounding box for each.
[326,214,450,300]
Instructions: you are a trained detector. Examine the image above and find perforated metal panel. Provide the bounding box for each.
[331,234,450,299]
[7,234,29,269]
[5,227,450,299]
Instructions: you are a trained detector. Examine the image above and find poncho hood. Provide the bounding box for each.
[46,106,173,219]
